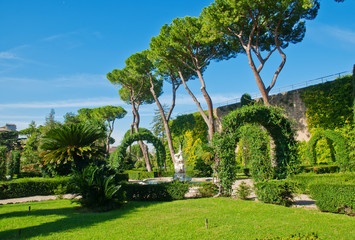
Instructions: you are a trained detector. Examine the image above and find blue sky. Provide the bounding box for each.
[0,0,354,145]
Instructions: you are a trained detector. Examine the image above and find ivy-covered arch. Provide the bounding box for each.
[109,130,166,169]
[213,105,298,191]
[308,129,349,171]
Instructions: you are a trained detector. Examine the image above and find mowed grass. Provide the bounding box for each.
[0,198,354,240]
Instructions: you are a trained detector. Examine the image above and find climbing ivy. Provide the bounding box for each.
[301,75,353,130]
[308,129,349,171]
[213,105,298,194]
[236,124,273,182]
[110,130,166,170]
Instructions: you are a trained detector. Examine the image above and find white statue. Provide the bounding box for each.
[174,145,185,180]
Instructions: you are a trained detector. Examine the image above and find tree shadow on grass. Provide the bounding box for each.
[0,200,160,239]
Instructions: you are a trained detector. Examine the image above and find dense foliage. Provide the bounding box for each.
[309,183,354,214]
[308,129,349,171]
[123,180,189,201]
[39,123,106,174]
[301,75,353,130]
[110,130,166,170]
[0,177,70,199]
[236,124,273,182]
[289,172,355,193]
[254,180,296,207]
[214,105,298,194]
[70,164,126,211]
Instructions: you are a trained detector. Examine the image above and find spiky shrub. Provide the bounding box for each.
[40,123,106,175]
[236,181,252,200]
[70,164,125,211]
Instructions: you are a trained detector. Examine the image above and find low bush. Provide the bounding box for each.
[70,164,126,211]
[196,181,218,197]
[309,183,355,214]
[123,180,189,201]
[0,177,71,199]
[254,180,296,207]
[289,172,355,193]
[235,181,252,200]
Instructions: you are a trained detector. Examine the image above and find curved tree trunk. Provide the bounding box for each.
[178,71,214,142]
[149,74,176,166]
[131,101,152,172]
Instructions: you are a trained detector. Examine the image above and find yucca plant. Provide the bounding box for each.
[70,164,125,211]
[39,123,106,173]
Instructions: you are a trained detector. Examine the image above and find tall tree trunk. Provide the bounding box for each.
[131,102,152,172]
[105,119,114,154]
[178,71,214,142]
[149,74,176,166]
[196,69,215,140]
[245,46,270,105]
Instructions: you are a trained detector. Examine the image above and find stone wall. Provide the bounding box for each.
[213,87,311,142]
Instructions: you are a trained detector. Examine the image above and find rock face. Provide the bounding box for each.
[214,87,310,142]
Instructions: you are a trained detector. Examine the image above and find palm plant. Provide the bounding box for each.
[70,164,125,211]
[39,123,106,172]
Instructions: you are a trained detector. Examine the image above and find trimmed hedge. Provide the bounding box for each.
[289,172,355,193]
[123,181,189,201]
[0,172,128,200]
[124,170,157,180]
[0,177,71,199]
[309,183,355,214]
[301,165,339,174]
[124,170,176,180]
[254,180,296,207]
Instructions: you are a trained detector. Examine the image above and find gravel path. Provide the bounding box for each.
[0,194,78,205]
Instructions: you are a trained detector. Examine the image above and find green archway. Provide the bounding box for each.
[214,105,298,186]
[110,130,166,169]
[308,129,349,171]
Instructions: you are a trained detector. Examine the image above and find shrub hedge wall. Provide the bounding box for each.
[254,180,296,207]
[123,181,189,201]
[309,183,355,214]
[0,177,71,199]
[289,172,355,193]
[300,165,340,174]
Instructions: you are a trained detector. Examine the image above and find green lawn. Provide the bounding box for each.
[0,198,354,240]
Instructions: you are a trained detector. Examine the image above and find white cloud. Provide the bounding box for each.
[0,52,19,60]
[323,26,355,45]
[0,97,125,110]
[42,31,78,42]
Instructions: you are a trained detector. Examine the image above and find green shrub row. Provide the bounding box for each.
[300,165,339,174]
[309,183,355,214]
[124,170,157,180]
[0,177,71,199]
[124,170,178,180]
[0,173,129,200]
[289,172,355,193]
[254,180,296,207]
[123,181,189,201]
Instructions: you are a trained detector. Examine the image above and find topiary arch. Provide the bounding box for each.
[109,130,166,170]
[213,105,298,191]
[308,129,349,171]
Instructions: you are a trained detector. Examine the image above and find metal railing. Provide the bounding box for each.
[176,70,351,115]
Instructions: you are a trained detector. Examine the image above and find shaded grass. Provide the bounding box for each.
[0,198,354,239]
